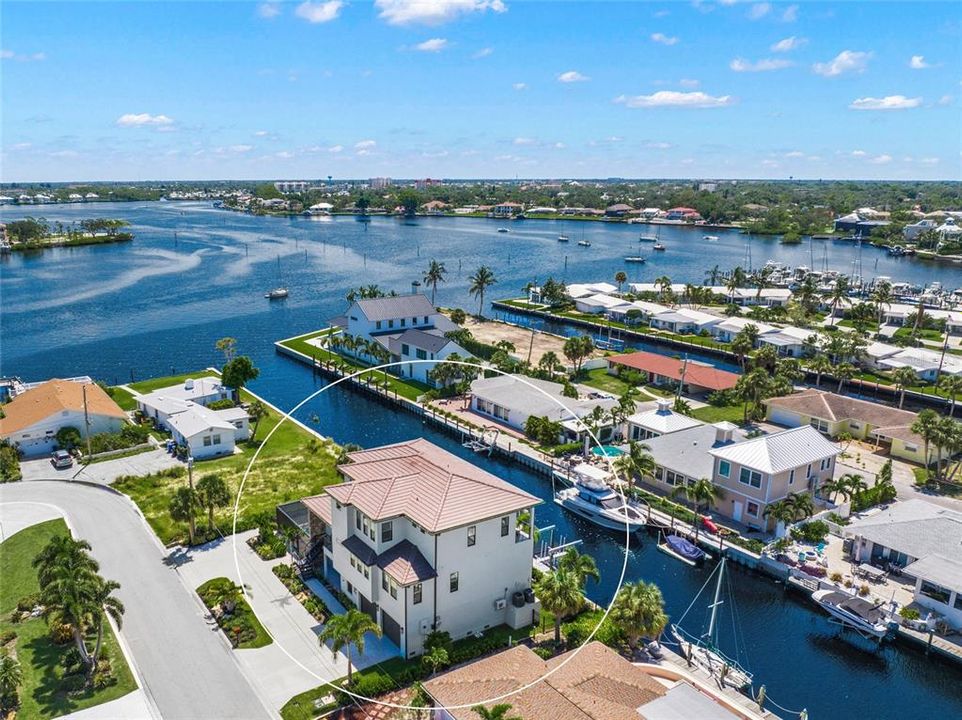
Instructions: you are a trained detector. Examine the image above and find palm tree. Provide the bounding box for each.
[247,400,268,442]
[197,474,232,531]
[932,415,962,481]
[612,441,655,490]
[762,499,796,536]
[891,366,918,408]
[655,275,673,304]
[671,477,724,543]
[807,354,832,388]
[468,265,497,319]
[825,276,850,327]
[37,548,102,672]
[0,652,23,710]
[534,569,583,645]
[911,409,942,473]
[169,486,200,545]
[89,579,125,669]
[938,374,962,417]
[785,491,816,521]
[870,280,893,328]
[472,704,522,720]
[33,536,97,588]
[705,265,723,286]
[610,581,669,651]
[835,473,867,503]
[423,259,447,305]
[557,546,600,587]
[317,608,382,686]
[614,270,627,293]
[834,362,857,394]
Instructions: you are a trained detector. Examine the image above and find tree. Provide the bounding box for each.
[88,579,125,671]
[538,351,564,377]
[247,400,268,442]
[614,270,627,292]
[911,409,941,472]
[197,474,231,531]
[221,356,260,400]
[870,280,894,328]
[938,374,962,418]
[450,308,467,325]
[355,194,371,213]
[891,366,918,408]
[472,704,522,720]
[468,265,498,318]
[397,188,420,216]
[0,652,22,711]
[215,337,237,363]
[705,265,723,285]
[534,569,583,645]
[423,259,447,305]
[421,645,449,677]
[562,335,593,374]
[735,367,773,422]
[824,276,850,327]
[169,486,200,545]
[610,581,669,651]
[557,546,600,587]
[317,608,382,685]
[55,425,83,450]
[785,491,816,521]
[762,499,797,535]
[671,477,724,543]
[807,355,832,388]
[834,362,856,394]
[613,441,656,490]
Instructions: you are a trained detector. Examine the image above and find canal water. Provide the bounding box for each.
[3,202,962,718]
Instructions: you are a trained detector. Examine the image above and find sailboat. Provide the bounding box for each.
[671,559,754,691]
[265,255,289,299]
[624,237,646,263]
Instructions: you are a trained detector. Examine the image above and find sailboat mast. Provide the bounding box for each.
[707,559,725,642]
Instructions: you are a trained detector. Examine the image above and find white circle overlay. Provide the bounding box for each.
[230,358,634,711]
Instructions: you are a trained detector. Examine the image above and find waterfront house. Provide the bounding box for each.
[166,404,238,460]
[764,388,936,464]
[573,293,631,315]
[297,439,541,658]
[709,317,777,344]
[862,341,902,370]
[903,219,938,242]
[649,308,721,335]
[470,374,619,443]
[709,425,840,529]
[665,206,702,222]
[606,300,671,325]
[565,282,618,300]
[136,376,230,411]
[492,201,524,217]
[755,325,815,358]
[424,640,763,720]
[333,293,467,386]
[845,499,962,629]
[607,351,739,395]
[877,347,962,382]
[643,421,748,498]
[626,398,703,441]
[0,379,127,457]
[605,203,633,217]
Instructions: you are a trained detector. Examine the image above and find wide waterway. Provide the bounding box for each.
[3,202,962,719]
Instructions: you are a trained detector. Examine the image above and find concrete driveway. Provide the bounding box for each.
[0,482,273,720]
[19,449,181,485]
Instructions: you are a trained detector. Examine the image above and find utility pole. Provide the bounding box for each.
[187,456,195,491]
[82,384,92,459]
[936,331,949,384]
[677,355,688,401]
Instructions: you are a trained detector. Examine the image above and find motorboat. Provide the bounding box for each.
[553,471,646,533]
[652,243,666,251]
[497,227,509,233]
[578,239,591,247]
[265,288,289,300]
[658,534,707,566]
[703,235,719,242]
[557,234,570,242]
[639,235,658,242]
[624,256,647,263]
[811,589,896,639]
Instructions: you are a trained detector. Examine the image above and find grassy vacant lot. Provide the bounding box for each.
[582,367,631,395]
[0,519,136,720]
[113,371,343,546]
[691,403,746,424]
[278,329,431,402]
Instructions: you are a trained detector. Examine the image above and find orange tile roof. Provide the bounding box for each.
[301,493,333,525]
[0,380,126,436]
[608,351,739,391]
[326,438,540,532]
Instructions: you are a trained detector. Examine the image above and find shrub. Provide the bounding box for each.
[707,389,735,407]
[207,398,236,410]
[0,630,16,646]
[829,572,843,583]
[16,594,40,612]
[899,607,921,621]
[532,645,555,660]
[789,520,830,544]
[351,671,395,698]
[49,622,74,645]
[858,584,871,597]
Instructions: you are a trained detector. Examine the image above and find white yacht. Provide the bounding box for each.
[812,589,896,639]
[553,465,646,532]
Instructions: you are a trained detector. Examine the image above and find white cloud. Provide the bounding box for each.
[849,95,922,111]
[730,57,792,72]
[650,32,678,46]
[553,142,566,149]
[295,1,343,24]
[614,90,734,108]
[1,49,46,62]
[748,3,771,20]
[275,150,295,159]
[513,137,536,145]
[909,55,929,70]
[254,130,270,137]
[761,159,779,168]
[870,154,893,165]
[850,150,867,157]
[375,0,506,26]
[781,4,799,22]
[328,144,344,153]
[473,47,493,58]
[920,157,940,165]
[937,94,953,106]
[415,38,448,52]
[679,78,700,88]
[813,50,871,77]
[653,9,670,18]
[12,142,32,150]
[258,2,281,19]
[646,141,672,149]
[355,139,377,150]
[116,113,174,127]
[557,70,589,83]
[785,150,805,158]
[771,36,806,52]
[229,144,253,153]
[512,82,527,91]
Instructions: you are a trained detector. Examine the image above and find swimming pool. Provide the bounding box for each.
[590,445,624,458]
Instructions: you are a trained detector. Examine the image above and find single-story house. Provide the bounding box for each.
[607,351,740,395]
[0,379,128,457]
[167,404,238,460]
[566,282,618,299]
[756,325,815,358]
[138,376,230,410]
[650,308,721,334]
[878,347,962,382]
[862,341,902,369]
[764,388,935,464]
[605,203,633,217]
[626,398,703,441]
[903,555,962,630]
[709,317,777,344]
[470,375,619,442]
[607,300,671,325]
[574,293,631,315]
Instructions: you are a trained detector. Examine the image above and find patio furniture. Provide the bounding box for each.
[857,563,887,582]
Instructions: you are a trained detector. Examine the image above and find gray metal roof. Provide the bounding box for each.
[354,293,436,321]
[471,374,617,422]
[644,424,746,480]
[640,682,742,720]
[390,328,456,355]
[342,534,378,566]
[848,499,962,563]
[903,554,962,593]
[709,425,839,474]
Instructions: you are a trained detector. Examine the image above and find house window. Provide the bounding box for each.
[212,434,221,445]
[789,469,795,485]
[413,583,423,604]
[390,583,397,599]
[402,344,410,356]
[423,316,429,324]
[718,461,731,478]
[501,516,509,537]
[381,521,393,543]
[400,318,406,327]
[450,572,459,593]
[905,443,918,453]
[739,468,762,488]
[356,510,362,531]
[416,348,427,360]
[388,320,394,329]
[382,572,389,591]
[467,525,476,547]
[363,566,369,579]
[806,464,813,478]
[746,501,760,517]
[203,436,212,447]
[820,458,828,471]
[920,581,950,605]
[376,321,382,330]
[850,422,861,430]
[412,317,418,325]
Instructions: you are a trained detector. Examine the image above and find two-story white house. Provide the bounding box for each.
[299,439,542,658]
[331,293,468,386]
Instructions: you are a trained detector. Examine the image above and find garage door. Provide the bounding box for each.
[768,408,802,429]
[359,593,376,622]
[16,435,56,458]
[381,610,402,648]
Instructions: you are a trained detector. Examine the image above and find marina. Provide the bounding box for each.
[3,202,962,718]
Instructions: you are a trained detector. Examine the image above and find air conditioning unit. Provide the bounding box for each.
[494,598,506,611]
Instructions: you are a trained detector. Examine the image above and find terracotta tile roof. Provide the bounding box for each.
[326,439,540,532]
[608,351,739,391]
[0,380,126,436]
[424,642,666,720]
[376,539,436,585]
[301,493,333,525]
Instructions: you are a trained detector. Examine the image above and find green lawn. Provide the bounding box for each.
[0,520,136,720]
[196,578,272,649]
[278,328,432,402]
[113,370,343,546]
[691,404,746,424]
[104,386,137,411]
[582,367,632,395]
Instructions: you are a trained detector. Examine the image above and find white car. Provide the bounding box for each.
[51,450,73,469]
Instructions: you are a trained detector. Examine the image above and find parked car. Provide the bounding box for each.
[51,450,73,469]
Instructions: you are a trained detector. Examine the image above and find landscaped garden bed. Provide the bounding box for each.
[271,565,330,623]
[196,577,272,649]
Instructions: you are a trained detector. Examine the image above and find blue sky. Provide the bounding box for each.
[2,1,960,181]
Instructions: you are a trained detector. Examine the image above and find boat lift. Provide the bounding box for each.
[534,525,583,568]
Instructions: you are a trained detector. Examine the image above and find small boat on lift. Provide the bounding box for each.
[557,234,570,242]
[652,242,666,251]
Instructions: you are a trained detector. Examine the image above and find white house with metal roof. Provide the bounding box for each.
[626,398,703,441]
[299,439,541,657]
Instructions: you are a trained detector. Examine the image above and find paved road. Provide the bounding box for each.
[0,481,273,720]
[19,449,180,485]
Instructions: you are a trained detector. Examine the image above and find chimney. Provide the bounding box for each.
[656,398,671,414]
[412,280,422,296]
[714,422,734,445]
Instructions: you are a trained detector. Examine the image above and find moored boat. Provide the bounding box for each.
[578,239,591,247]
[652,242,666,251]
[265,287,289,299]
[658,533,707,566]
[557,234,570,242]
[811,589,897,639]
[703,235,719,242]
[639,235,657,242]
[624,256,647,263]
[553,471,646,533]
[497,227,509,233]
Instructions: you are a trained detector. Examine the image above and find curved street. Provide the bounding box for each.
[0,480,273,720]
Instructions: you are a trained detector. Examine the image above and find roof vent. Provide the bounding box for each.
[184,378,194,390]
[714,422,736,445]
[656,398,672,414]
